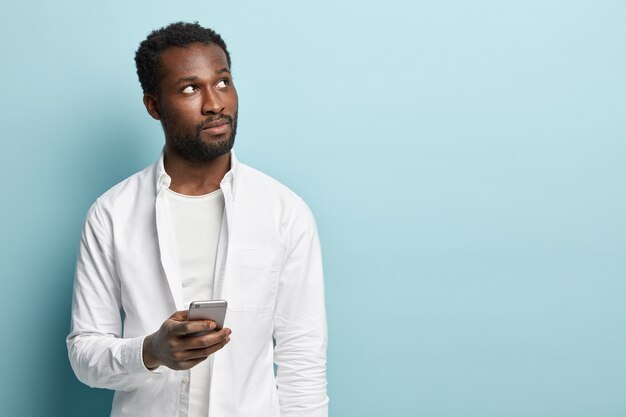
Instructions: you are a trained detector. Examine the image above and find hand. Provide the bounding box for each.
[142,310,232,370]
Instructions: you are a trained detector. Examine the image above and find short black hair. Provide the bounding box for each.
[135,21,231,95]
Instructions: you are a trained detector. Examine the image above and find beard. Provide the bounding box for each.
[163,111,238,164]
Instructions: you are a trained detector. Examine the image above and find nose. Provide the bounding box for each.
[201,88,224,115]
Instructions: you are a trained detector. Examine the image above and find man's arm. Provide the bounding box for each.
[66,202,153,391]
[273,199,329,417]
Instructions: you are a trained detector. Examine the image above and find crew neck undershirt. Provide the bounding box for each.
[165,186,224,417]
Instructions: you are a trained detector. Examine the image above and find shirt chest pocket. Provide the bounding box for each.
[224,247,281,312]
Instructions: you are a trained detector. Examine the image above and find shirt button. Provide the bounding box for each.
[182,376,189,384]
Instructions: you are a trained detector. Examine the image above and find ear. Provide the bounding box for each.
[143,93,161,120]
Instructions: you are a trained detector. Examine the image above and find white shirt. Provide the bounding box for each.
[67,152,328,417]
[166,187,224,417]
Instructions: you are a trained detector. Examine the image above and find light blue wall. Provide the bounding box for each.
[1,1,625,416]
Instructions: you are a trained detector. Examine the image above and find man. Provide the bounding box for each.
[67,22,328,417]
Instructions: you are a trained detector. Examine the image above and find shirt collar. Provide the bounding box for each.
[154,149,240,199]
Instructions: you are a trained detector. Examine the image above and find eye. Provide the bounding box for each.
[215,79,229,89]
[181,85,197,94]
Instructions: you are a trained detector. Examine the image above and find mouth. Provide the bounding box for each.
[201,119,231,135]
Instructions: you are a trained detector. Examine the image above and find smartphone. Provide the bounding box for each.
[188,300,228,330]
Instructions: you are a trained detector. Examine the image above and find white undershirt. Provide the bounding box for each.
[166,187,224,417]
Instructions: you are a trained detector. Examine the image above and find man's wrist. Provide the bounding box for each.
[142,334,160,370]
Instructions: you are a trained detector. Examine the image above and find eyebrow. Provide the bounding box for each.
[175,68,231,85]
[175,76,200,84]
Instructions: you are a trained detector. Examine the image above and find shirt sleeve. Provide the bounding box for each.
[66,201,153,392]
[273,199,329,417]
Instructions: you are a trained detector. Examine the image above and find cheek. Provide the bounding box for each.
[228,94,239,113]
[225,87,238,107]
[162,104,200,127]
[162,95,200,116]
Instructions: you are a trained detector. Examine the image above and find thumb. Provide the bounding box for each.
[169,310,188,322]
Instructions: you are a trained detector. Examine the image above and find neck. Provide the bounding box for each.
[164,148,231,196]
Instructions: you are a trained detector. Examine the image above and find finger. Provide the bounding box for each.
[183,337,231,360]
[185,328,231,349]
[169,310,188,322]
[169,320,195,336]
[172,357,208,371]
[170,319,219,337]
[174,328,230,350]
[182,320,217,336]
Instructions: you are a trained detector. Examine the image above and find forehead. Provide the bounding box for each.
[158,43,229,82]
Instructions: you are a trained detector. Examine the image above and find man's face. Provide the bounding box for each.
[151,42,238,163]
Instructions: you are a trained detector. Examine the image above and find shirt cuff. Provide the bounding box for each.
[122,335,159,374]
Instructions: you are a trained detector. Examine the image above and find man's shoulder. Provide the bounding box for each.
[93,163,156,210]
[235,162,317,233]
[237,162,304,205]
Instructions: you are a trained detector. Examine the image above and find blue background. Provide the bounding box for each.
[1,1,625,416]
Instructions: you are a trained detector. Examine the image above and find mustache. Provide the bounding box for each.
[197,115,235,131]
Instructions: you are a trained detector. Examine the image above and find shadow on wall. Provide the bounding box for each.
[47,113,158,417]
